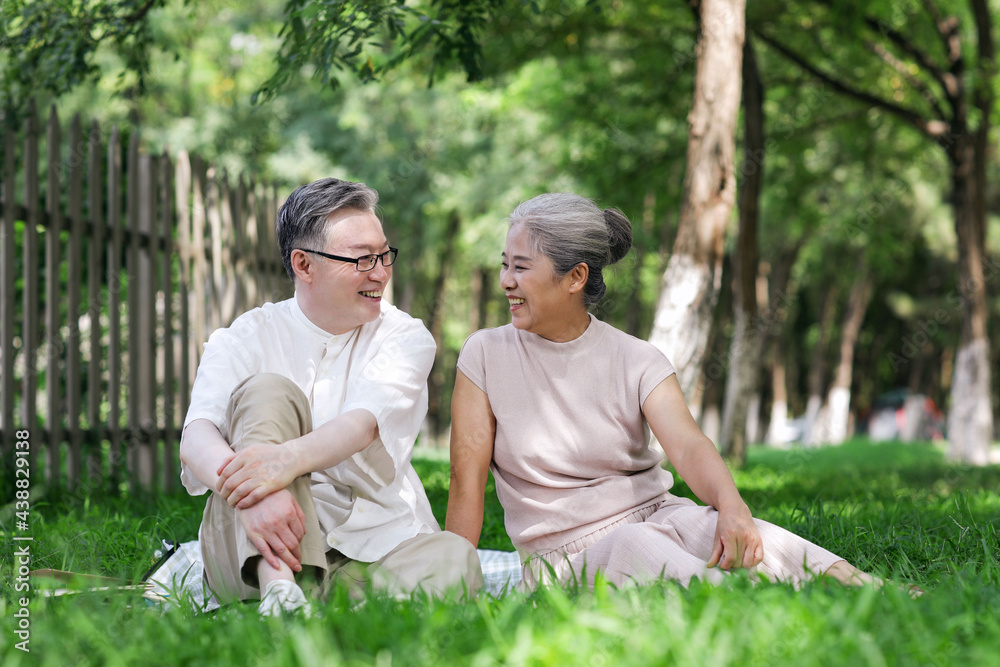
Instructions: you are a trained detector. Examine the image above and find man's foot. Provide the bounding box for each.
[258,579,312,617]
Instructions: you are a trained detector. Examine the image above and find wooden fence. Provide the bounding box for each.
[0,102,292,494]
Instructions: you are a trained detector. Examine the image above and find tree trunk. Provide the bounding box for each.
[398,251,417,316]
[697,254,734,427]
[946,0,994,463]
[701,403,722,444]
[813,267,873,445]
[425,210,462,441]
[648,0,746,400]
[899,352,927,441]
[803,285,838,445]
[719,34,764,464]
[626,188,656,337]
[945,136,993,464]
[766,340,789,445]
[755,1,995,463]
[745,393,762,445]
[476,267,491,330]
[761,246,800,446]
[700,305,728,445]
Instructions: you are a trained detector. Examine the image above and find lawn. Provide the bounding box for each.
[2,439,1000,666]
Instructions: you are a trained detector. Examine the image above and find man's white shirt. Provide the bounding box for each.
[182,296,439,562]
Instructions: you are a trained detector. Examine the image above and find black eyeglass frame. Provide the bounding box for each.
[297,247,398,272]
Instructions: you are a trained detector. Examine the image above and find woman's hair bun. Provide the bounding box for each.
[603,208,633,264]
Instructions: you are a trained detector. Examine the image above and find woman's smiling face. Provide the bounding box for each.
[500,224,587,342]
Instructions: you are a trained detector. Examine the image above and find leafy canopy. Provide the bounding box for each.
[0,0,172,119]
[0,0,611,117]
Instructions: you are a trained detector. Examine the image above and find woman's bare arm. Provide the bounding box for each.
[445,370,496,547]
[643,375,763,570]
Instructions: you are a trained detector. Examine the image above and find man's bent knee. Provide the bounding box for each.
[230,373,308,407]
[226,374,312,446]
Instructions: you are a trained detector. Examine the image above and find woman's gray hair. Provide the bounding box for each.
[277,177,379,281]
[508,193,632,306]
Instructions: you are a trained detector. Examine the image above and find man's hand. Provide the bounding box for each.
[237,488,306,573]
[707,505,764,570]
[217,443,299,508]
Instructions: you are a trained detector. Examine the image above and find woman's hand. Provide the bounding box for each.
[707,503,764,570]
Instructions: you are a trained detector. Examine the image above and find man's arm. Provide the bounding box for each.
[216,408,379,509]
[179,418,238,493]
[180,418,307,572]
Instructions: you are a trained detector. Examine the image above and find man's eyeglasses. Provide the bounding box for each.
[297,247,398,272]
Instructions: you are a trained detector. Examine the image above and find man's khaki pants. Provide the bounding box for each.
[198,373,483,603]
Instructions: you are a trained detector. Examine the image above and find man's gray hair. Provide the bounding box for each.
[277,178,379,281]
[508,193,632,307]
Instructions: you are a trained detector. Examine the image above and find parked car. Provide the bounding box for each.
[858,389,946,442]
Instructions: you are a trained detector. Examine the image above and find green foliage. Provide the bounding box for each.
[3,0,1000,461]
[412,451,512,551]
[0,0,172,119]
[0,490,204,580]
[3,441,1000,665]
[254,0,508,105]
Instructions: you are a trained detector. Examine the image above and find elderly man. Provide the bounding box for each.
[180,178,482,614]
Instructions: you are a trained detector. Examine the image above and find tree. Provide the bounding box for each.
[0,0,169,118]
[254,0,585,104]
[648,0,747,401]
[10,0,986,459]
[754,1,995,462]
[811,261,873,444]
[718,34,764,463]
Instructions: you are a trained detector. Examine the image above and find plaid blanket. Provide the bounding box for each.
[145,541,522,611]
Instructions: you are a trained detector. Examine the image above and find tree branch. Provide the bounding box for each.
[971,0,996,64]
[864,38,949,120]
[970,0,995,241]
[862,16,947,86]
[106,0,160,26]
[919,0,954,58]
[754,29,947,139]
[782,110,870,139]
[86,0,161,37]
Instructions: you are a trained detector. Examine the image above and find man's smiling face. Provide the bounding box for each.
[302,208,392,335]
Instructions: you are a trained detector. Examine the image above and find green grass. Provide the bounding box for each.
[3,439,1000,666]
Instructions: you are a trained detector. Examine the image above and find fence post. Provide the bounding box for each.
[207,166,223,335]
[66,113,84,490]
[231,174,244,317]
[175,151,193,426]
[107,125,123,489]
[191,155,208,357]
[45,105,63,485]
[143,152,158,490]
[244,178,259,308]
[86,119,105,483]
[1,123,16,458]
[161,150,176,492]
[22,101,40,477]
[1,103,287,492]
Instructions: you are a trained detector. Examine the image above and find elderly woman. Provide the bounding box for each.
[446,192,880,590]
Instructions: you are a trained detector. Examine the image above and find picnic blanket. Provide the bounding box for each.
[145,540,522,611]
